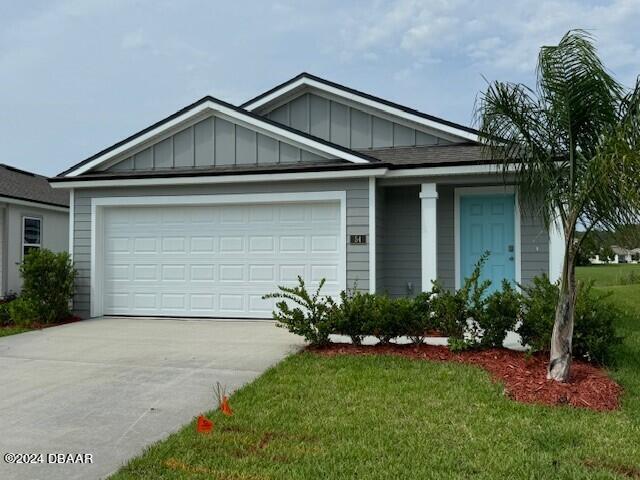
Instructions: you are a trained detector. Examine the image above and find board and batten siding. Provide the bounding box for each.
[104,114,332,173]
[266,93,451,150]
[71,179,369,318]
[377,184,549,295]
[377,186,422,297]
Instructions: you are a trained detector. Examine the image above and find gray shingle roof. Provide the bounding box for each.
[0,164,69,207]
[362,143,493,167]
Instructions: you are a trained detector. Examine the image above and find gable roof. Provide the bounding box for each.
[241,72,480,142]
[58,94,380,178]
[0,164,69,208]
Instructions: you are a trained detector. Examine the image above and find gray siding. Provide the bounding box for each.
[379,186,422,297]
[436,186,455,290]
[72,179,369,318]
[375,184,385,292]
[520,211,550,285]
[104,114,332,173]
[266,93,451,150]
[2,204,68,296]
[378,183,549,295]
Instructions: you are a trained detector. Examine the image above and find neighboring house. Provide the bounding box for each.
[0,164,69,297]
[610,246,639,264]
[50,73,564,319]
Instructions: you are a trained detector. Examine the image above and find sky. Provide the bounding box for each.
[1,0,639,176]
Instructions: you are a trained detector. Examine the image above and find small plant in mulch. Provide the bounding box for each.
[309,343,622,412]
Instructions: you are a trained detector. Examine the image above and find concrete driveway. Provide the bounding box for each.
[0,317,302,480]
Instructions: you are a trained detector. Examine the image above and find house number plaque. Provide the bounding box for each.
[349,235,367,245]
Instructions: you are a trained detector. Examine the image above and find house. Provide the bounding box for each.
[610,245,639,264]
[0,164,69,297]
[50,73,565,319]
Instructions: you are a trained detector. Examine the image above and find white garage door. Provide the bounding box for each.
[101,201,343,318]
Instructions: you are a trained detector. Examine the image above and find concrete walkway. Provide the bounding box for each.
[0,317,302,480]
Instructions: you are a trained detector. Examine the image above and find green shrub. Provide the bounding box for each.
[0,303,11,326]
[409,291,437,344]
[518,275,622,364]
[8,297,38,327]
[263,277,336,346]
[518,274,558,353]
[430,284,467,339]
[332,289,376,345]
[19,249,75,324]
[432,253,492,350]
[367,295,402,344]
[391,297,422,345]
[573,283,623,364]
[479,281,522,348]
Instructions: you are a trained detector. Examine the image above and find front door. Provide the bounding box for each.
[460,194,516,292]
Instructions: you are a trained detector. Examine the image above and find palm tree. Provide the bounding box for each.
[476,30,640,381]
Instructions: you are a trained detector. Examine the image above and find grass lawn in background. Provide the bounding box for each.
[112,265,640,479]
[576,263,640,287]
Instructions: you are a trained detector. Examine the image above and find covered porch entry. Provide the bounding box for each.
[373,178,562,297]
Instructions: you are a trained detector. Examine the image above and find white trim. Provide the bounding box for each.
[89,191,347,318]
[385,164,505,178]
[50,164,515,190]
[454,186,521,290]
[243,76,479,142]
[368,177,376,293]
[68,189,74,259]
[0,195,69,212]
[21,215,42,260]
[51,168,387,189]
[64,99,370,177]
[420,183,438,291]
[548,210,565,283]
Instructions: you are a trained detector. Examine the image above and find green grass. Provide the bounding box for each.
[113,276,640,479]
[576,263,640,287]
[0,325,33,337]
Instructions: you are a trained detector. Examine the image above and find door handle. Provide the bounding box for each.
[509,256,514,261]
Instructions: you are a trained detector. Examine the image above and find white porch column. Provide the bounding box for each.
[548,210,566,283]
[420,183,438,291]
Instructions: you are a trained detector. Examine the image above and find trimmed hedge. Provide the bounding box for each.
[265,257,623,364]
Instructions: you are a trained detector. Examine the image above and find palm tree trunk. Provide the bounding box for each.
[548,230,577,382]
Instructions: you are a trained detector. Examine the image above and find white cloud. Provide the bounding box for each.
[343,0,640,81]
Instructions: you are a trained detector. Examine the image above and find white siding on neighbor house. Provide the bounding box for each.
[104,114,335,173]
[265,93,453,150]
[72,179,370,318]
[3,204,68,295]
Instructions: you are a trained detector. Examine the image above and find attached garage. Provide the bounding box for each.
[92,192,346,318]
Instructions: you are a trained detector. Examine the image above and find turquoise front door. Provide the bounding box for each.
[460,194,516,292]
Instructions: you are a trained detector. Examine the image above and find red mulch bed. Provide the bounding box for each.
[29,315,82,329]
[1,315,82,332]
[309,343,622,412]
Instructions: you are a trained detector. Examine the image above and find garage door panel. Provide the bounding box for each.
[101,201,342,318]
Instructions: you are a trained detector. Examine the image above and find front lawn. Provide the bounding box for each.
[113,290,640,479]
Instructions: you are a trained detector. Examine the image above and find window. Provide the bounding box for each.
[22,216,41,258]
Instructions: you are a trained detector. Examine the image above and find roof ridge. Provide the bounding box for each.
[241,72,480,137]
[58,94,380,177]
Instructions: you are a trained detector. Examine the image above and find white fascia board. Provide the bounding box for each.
[244,77,479,142]
[65,100,371,177]
[385,164,507,177]
[0,195,69,212]
[50,168,388,189]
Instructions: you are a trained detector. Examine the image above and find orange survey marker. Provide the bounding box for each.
[220,396,233,416]
[196,415,214,433]
[214,382,233,416]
